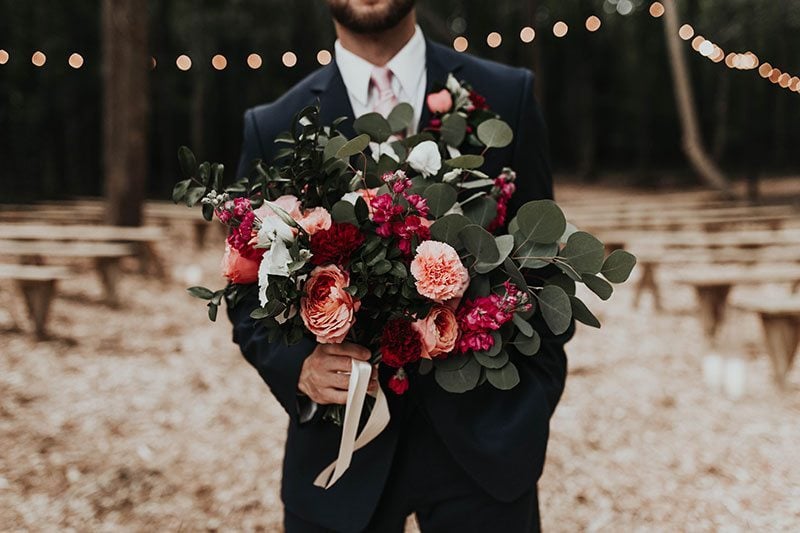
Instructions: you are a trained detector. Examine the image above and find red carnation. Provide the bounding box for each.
[469,90,489,110]
[380,319,423,368]
[388,368,410,395]
[310,222,365,266]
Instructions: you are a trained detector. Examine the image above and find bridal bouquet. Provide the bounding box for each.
[173,93,635,397]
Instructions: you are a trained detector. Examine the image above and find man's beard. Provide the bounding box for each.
[327,0,415,34]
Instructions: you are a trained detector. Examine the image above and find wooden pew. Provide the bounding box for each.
[677,266,800,344]
[734,296,800,388]
[0,240,137,306]
[0,263,73,339]
[632,247,800,310]
[0,224,166,277]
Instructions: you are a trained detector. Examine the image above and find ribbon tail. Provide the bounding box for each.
[314,359,391,489]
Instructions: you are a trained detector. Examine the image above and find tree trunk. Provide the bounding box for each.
[102,0,149,226]
[662,0,733,195]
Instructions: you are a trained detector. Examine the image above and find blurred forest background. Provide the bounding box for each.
[0,0,799,203]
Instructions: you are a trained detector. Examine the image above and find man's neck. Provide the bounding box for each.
[334,12,417,66]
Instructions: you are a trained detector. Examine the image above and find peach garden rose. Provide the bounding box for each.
[300,264,360,344]
[297,206,332,235]
[221,243,260,284]
[413,305,459,359]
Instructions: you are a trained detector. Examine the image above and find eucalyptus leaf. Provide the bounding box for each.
[387,103,414,133]
[462,195,498,228]
[331,200,358,225]
[475,349,509,369]
[570,296,601,328]
[430,214,471,249]
[172,179,191,203]
[336,134,371,158]
[513,330,541,355]
[537,285,572,335]
[583,273,613,301]
[323,135,348,162]
[512,313,534,337]
[434,356,482,393]
[601,250,637,283]
[474,234,514,274]
[445,154,485,169]
[476,118,514,148]
[486,362,520,390]
[433,354,470,371]
[515,200,567,244]
[514,241,558,270]
[460,224,500,263]
[440,113,467,147]
[423,183,458,218]
[354,113,393,142]
[561,231,605,274]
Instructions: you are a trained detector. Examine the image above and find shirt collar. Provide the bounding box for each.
[334,25,426,108]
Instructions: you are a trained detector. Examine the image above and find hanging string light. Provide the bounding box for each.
[282,51,297,68]
[486,32,502,48]
[211,54,227,70]
[0,49,9,65]
[519,27,535,43]
[247,53,262,70]
[316,49,332,66]
[31,51,46,67]
[68,53,84,69]
[553,21,569,38]
[453,36,469,52]
[176,54,191,71]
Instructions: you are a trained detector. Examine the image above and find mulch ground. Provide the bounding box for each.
[1,183,799,531]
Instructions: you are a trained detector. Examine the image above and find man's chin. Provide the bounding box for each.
[328,0,415,34]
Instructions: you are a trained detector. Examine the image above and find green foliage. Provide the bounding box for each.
[476,118,514,148]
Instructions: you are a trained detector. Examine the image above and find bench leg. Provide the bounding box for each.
[634,262,662,311]
[137,242,168,281]
[694,285,731,344]
[16,279,56,340]
[94,257,121,307]
[193,220,209,249]
[759,315,800,388]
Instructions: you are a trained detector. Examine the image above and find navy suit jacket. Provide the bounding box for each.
[229,39,572,532]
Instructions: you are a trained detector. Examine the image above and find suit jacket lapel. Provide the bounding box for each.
[418,40,464,132]
[312,63,357,139]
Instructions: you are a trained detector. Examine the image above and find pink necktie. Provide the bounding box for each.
[370,66,398,118]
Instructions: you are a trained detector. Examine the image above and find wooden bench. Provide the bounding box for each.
[0,263,73,339]
[0,224,166,277]
[678,267,800,344]
[1,202,217,248]
[0,240,137,306]
[632,248,800,310]
[734,296,800,388]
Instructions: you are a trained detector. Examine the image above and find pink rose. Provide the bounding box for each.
[410,240,470,303]
[300,265,360,344]
[426,89,453,114]
[413,305,459,359]
[221,243,260,284]
[254,194,302,220]
[297,207,332,235]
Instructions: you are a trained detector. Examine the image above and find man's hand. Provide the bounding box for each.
[298,343,379,405]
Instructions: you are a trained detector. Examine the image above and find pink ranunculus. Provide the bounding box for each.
[413,305,459,359]
[300,265,360,344]
[427,89,453,114]
[297,207,332,235]
[410,240,470,303]
[221,243,260,284]
[254,194,302,220]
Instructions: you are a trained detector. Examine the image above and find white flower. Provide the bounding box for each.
[446,74,461,94]
[340,191,361,205]
[407,141,442,178]
[443,168,463,183]
[369,141,399,163]
[446,145,462,159]
[257,215,295,246]
[258,237,293,306]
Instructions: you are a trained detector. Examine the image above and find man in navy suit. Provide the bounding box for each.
[230,1,572,531]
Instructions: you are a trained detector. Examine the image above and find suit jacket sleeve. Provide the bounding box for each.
[511,70,572,416]
[227,108,317,424]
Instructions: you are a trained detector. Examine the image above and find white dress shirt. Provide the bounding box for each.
[334,25,427,133]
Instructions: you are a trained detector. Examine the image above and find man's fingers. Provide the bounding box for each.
[321,355,354,372]
[327,371,351,390]
[319,389,348,405]
[322,342,371,361]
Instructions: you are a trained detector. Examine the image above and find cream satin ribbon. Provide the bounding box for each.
[314,359,391,489]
